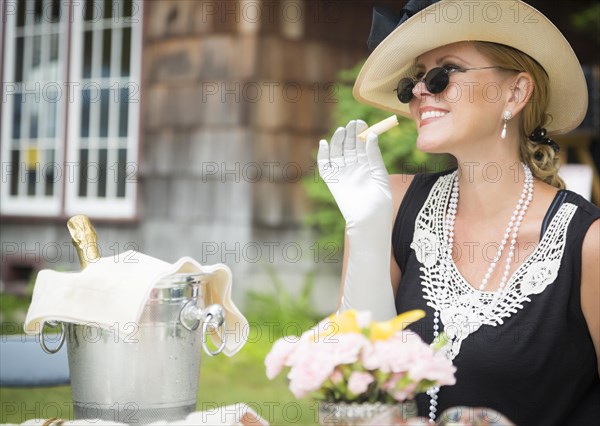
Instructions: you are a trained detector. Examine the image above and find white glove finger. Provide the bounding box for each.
[343,121,357,165]
[317,139,340,185]
[356,119,368,134]
[356,122,368,165]
[329,127,346,167]
[317,139,330,176]
[366,132,388,179]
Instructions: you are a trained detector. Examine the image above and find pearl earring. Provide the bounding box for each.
[501,111,512,139]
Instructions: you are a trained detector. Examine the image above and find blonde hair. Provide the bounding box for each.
[473,41,565,189]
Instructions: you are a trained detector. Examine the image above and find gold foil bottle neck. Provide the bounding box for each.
[67,215,100,268]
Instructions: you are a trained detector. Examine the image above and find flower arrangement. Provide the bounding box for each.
[265,309,456,403]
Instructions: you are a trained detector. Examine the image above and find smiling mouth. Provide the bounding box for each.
[420,110,448,121]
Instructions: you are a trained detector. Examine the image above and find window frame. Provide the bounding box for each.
[0,0,144,220]
[0,0,69,216]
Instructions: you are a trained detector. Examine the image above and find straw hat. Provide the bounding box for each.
[353,0,588,135]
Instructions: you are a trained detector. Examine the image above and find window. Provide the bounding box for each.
[1,0,143,219]
[1,0,67,216]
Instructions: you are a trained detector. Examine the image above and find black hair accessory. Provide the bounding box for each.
[529,126,560,153]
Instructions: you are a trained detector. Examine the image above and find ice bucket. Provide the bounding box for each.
[40,272,227,423]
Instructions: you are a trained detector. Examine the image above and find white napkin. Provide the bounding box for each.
[24,250,248,356]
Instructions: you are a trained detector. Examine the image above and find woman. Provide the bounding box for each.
[317,1,599,424]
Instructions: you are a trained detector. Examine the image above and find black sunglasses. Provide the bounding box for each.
[395,65,521,104]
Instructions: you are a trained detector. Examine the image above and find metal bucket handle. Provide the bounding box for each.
[40,321,65,354]
[201,305,227,356]
[179,301,227,356]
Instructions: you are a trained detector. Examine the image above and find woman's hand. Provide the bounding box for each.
[317,119,397,321]
[317,120,393,232]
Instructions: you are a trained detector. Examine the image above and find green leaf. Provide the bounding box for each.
[395,374,413,390]
[431,331,450,351]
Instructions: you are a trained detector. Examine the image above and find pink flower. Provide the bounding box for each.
[264,311,457,402]
[287,342,337,398]
[327,333,370,365]
[347,371,374,395]
[265,337,299,380]
[383,373,418,402]
[392,384,417,402]
[285,332,370,398]
[360,342,381,370]
[408,352,456,386]
[330,369,344,385]
[362,331,427,373]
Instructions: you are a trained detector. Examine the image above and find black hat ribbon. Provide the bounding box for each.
[367,0,441,51]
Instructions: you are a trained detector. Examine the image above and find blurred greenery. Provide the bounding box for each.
[303,61,449,248]
[570,3,600,44]
[0,281,35,335]
[1,270,41,333]
[0,294,30,334]
[244,265,322,336]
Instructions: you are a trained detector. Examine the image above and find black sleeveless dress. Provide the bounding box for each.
[392,169,600,425]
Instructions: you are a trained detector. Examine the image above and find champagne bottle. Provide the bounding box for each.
[67,215,101,268]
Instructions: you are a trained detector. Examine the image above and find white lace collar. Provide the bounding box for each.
[411,171,577,359]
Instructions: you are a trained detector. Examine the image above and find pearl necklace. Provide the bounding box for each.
[445,163,534,292]
[428,162,534,423]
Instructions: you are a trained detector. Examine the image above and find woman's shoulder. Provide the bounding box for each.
[565,189,600,251]
[561,189,600,219]
[527,175,596,217]
[535,180,599,239]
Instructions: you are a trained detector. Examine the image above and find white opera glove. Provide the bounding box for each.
[317,120,397,321]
